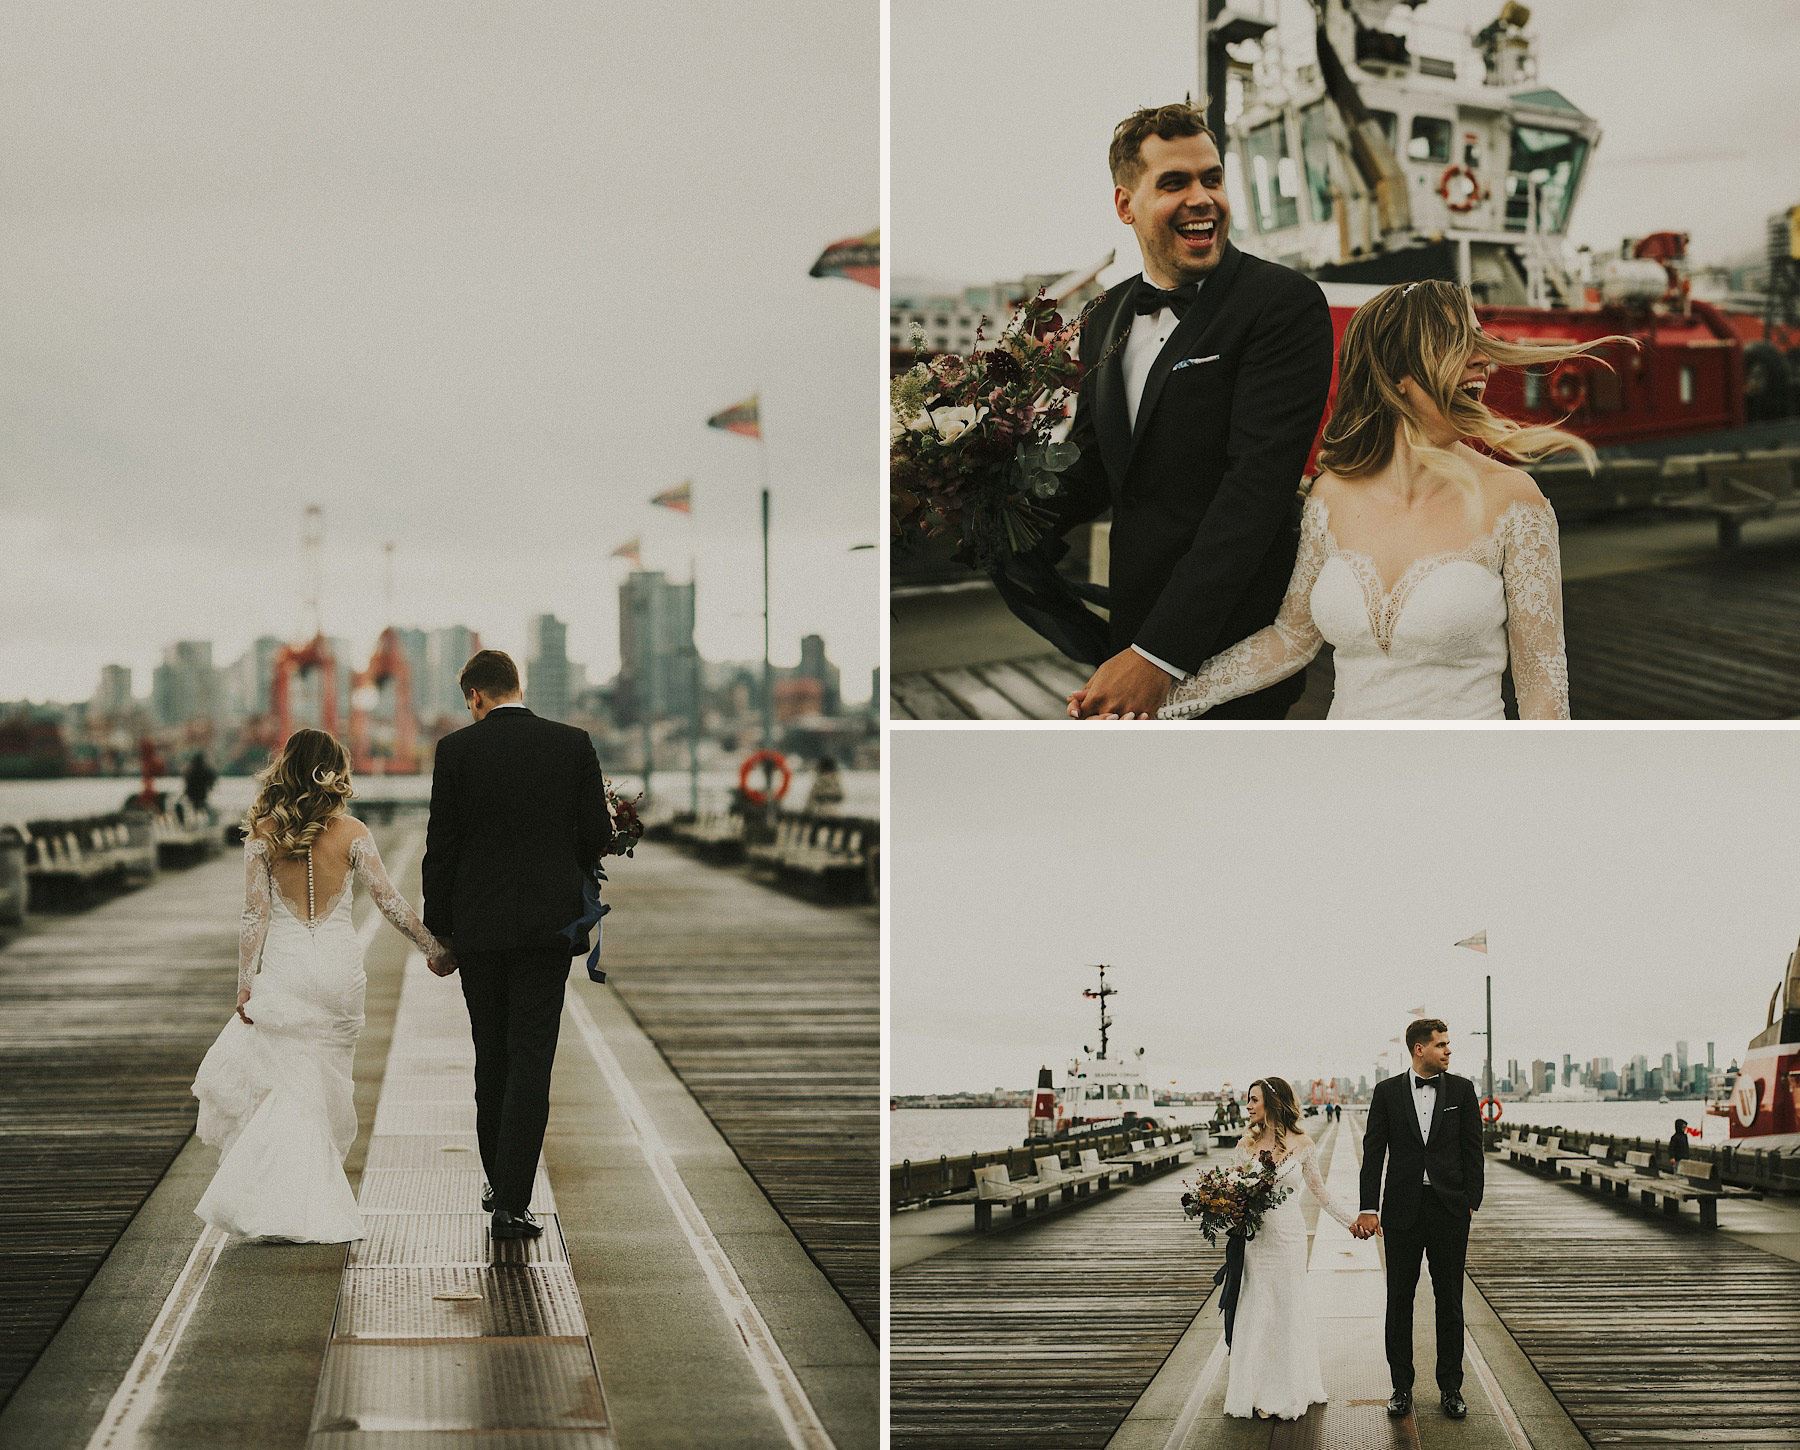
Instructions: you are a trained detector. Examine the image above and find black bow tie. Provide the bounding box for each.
[1413,1075,1440,1091]
[1132,279,1199,317]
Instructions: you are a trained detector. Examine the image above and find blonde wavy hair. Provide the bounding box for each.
[1248,1077,1303,1153]
[245,729,354,856]
[1317,280,1636,504]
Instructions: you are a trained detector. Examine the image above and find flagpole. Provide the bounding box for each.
[689,550,701,816]
[758,424,772,756]
[1486,972,1494,1105]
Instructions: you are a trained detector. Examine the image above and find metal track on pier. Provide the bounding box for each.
[0,854,240,1406]
[599,844,880,1337]
[889,1173,1221,1448]
[1467,1163,1800,1446]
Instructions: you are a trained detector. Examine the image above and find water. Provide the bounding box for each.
[0,767,875,828]
[889,1097,1729,1163]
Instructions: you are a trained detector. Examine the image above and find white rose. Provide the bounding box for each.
[927,405,984,444]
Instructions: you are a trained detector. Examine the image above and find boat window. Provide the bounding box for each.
[1085,1083,1105,1100]
[1503,125,1589,233]
[1523,368,1545,410]
[1680,366,1694,405]
[1134,1084,1150,1099]
[1243,118,1300,232]
[1408,115,1452,164]
[1300,103,1334,222]
[1109,1084,1129,1100]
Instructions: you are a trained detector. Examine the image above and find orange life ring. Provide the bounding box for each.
[1480,1097,1503,1124]
[738,749,792,805]
[1439,165,1482,213]
[1551,367,1587,411]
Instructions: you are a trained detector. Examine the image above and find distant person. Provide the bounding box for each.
[1669,1119,1689,1163]
[806,755,846,815]
[1356,1018,1484,1423]
[422,649,614,1240]
[190,729,453,1242]
[183,751,218,812]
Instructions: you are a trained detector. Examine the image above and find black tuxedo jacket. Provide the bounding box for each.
[1051,241,1334,696]
[1359,1070,1485,1230]
[421,707,613,954]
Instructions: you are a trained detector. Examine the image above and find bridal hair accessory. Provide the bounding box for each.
[1400,282,1421,295]
[313,768,341,787]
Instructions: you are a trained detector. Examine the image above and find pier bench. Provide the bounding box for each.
[1102,1134,1190,1180]
[1506,1133,1591,1174]
[967,1152,1117,1231]
[1560,1149,1757,1229]
[675,808,747,862]
[745,814,877,899]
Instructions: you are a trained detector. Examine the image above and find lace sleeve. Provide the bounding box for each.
[1160,494,1328,719]
[1500,500,1570,720]
[1300,1142,1358,1229]
[350,832,447,960]
[239,838,272,997]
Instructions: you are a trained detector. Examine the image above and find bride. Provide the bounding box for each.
[1076,280,1632,720]
[191,729,452,1242]
[1221,1078,1358,1422]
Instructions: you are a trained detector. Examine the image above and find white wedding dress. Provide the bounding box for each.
[1162,495,1571,720]
[191,822,442,1242]
[1224,1140,1358,1420]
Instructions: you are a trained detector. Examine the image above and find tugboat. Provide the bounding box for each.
[1025,965,1167,1144]
[1715,935,1800,1155]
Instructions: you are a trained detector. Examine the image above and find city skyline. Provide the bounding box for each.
[891,731,1800,1096]
[1,2,878,705]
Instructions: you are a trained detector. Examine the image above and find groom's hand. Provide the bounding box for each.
[1068,649,1174,720]
[1353,1212,1381,1239]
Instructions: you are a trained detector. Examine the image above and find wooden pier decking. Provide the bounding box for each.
[1469,1159,1800,1447]
[602,844,880,1337]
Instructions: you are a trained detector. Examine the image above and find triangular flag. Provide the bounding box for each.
[1407,1005,1427,1017]
[611,537,642,566]
[809,227,880,288]
[651,481,692,514]
[1454,931,1489,954]
[706,395,760,439]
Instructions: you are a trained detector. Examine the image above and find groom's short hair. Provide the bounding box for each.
[1109,102,1218,188]
[1405,1017,1449,1052]
[459,649,521,700]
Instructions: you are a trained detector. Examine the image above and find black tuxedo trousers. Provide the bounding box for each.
[456,945,571,1214]
[1384,1191,1470,1395]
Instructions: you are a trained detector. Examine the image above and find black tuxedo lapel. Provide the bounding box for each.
[1403,1076,1428,1149]
[1091,284,1134,487]
[1127,241,1248,465]
[1426,1073,1449,1147]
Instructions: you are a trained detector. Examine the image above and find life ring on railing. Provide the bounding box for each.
[1550,367,1587,412]
[1480,1097,1503,1124]
[738,749,792,805]
[1439,164,1483,213]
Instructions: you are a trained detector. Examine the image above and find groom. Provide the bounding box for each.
[1355,1018,1484,1422]
[1056,102,1335,719]
[422,649,613,1240]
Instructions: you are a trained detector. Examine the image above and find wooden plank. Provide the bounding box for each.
[601,847,878,1338]
[976,662,1072,720]
[1466,1162,1800,1447]
[927,668,1031,721]
[890,1175,1220,1448]
[891,672,970,721]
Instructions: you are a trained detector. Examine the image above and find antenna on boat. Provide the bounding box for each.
[1082,964,1117,1062]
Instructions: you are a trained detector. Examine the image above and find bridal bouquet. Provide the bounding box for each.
[889,291,1095,570]
[603,782,645,859]
[1180,1151,1293,1246]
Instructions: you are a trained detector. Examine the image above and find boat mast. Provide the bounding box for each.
[1083,965,1117,1062]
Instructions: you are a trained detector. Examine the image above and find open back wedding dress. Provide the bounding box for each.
[1161,494,1570,720]
[1225,1139,1359,1420]
[191,819,441,1242]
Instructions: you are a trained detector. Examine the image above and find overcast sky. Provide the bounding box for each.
[891,729,1799,1094]
[1,1,877,705]
[894,0,1797,287]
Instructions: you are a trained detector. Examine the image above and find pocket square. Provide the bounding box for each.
[1172,354,1221,373]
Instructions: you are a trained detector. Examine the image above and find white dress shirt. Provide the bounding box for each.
[1412,1072,1440,1184]
[1121,276,1205,681]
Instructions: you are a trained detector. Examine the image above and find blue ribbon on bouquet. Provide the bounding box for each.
[558,865,612,984]
[1214,1228,1252,1349]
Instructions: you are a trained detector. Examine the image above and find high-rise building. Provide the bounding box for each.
[795,634,841,716]
[1707,1041,1716,1070]
[152,641,217,727]
[425,626,481,721]
[92,665,133,718]
[1676,1041,1689,1075]
[526,614,571,721]
[394,628,428,720]
[618,572,697,723]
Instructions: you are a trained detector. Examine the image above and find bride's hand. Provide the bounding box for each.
[235,988,254,1026]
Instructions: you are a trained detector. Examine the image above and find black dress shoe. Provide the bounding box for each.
[1442,1390,1467,1420]
[481,1183,494,1213]
[490,1208,543,1240]
[1387,1389,1412,1418]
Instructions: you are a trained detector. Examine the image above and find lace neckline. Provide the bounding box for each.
[253,835,359,931]
[1315,497,1534,655]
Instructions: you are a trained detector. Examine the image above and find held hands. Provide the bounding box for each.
[1352,1212,1382,1240]
[1066,649,1175,720]
[235,988,254,1026]
[427,940,459,977]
